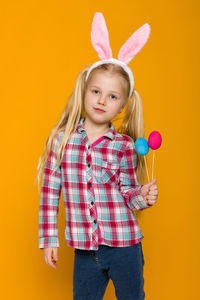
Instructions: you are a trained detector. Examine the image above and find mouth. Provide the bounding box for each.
[93,107,105,113]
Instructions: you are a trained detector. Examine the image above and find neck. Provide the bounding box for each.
[83,118,110,135]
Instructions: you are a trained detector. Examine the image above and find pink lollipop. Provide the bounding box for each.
[148,131,162,180]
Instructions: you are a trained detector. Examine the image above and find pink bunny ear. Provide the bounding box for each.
[118,23,151,64]
[91,12,112,60]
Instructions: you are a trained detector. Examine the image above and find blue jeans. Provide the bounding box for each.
[73,242,145,300]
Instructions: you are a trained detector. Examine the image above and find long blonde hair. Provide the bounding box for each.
[35,63,147,216]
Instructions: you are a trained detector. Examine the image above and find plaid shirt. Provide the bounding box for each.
[38,117,150,250]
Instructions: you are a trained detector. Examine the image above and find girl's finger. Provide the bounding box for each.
[52,248,58,261]
[47,257,57,268]
[148,190,158,196]
[148,197,157,203]
[48,261,57,268]
[147,200,155,205]
[47,251,52,264]
[146,195,157,201]
[46,251,54,267]
[149,185,157,191]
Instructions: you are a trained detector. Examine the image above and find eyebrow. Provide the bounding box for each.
[89,85,121,96]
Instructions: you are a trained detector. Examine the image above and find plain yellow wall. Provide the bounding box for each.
[1,0,199,299]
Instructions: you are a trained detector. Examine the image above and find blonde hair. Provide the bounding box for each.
[35,63,147,217]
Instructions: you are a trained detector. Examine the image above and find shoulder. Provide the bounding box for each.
[52,130,65,150]
[54,130,65,141]
[114,132,135,149]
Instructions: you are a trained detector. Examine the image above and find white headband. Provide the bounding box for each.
[85,12,151,99]
[85,58,134,99]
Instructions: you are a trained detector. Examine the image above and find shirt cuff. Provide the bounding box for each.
[125,186,151,210]
[39,237,59,249]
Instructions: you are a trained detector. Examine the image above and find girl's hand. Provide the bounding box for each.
[43,247,59,269]
[140,178,159,207]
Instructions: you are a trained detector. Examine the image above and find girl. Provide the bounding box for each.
[37,12,159,300]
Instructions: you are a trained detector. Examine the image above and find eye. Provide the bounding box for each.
[92,89,99,94]
[110,94,117,100]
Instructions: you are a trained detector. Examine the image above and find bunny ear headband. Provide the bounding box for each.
[85,12,151,99]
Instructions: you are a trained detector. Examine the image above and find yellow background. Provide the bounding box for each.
[1,0,199,299]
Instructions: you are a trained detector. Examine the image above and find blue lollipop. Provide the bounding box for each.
[135,137,150,182]
[135,137,149,155]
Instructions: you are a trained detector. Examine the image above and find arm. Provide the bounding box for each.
[38,133,62,249]
[118,139,151,211]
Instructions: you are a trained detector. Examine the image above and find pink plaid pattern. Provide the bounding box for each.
[38,118,150,250]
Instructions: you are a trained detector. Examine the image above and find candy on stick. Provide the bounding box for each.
[135,137,150,182]
[148,131,162,180]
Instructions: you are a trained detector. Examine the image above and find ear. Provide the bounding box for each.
[118,23,151,64]
[119,103,125,113]
[91,12,112,60]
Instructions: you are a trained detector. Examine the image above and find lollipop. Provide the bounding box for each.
[135,137,150,182]
[148,131,162,180]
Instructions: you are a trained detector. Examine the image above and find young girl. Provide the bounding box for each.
[37,12,158,300]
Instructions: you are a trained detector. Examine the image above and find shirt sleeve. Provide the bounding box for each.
[38,133,62,249]
[118,139,151,211]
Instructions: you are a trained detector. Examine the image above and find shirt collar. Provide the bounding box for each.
[76,117,116,140]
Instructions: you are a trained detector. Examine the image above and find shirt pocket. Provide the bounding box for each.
[99,160,120,184]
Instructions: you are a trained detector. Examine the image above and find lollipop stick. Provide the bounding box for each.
[152,150,155,181]
[144,156,150,183]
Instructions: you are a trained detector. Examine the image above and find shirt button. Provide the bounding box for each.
[88,163,91,168]
[91,201,94,205]
[94,220,97,224]
[88,182,92,187]
[88,145,91,149]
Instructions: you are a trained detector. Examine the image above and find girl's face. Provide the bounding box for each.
[84,71,128,126]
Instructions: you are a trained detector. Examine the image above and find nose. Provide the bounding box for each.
[97,94,106,105]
